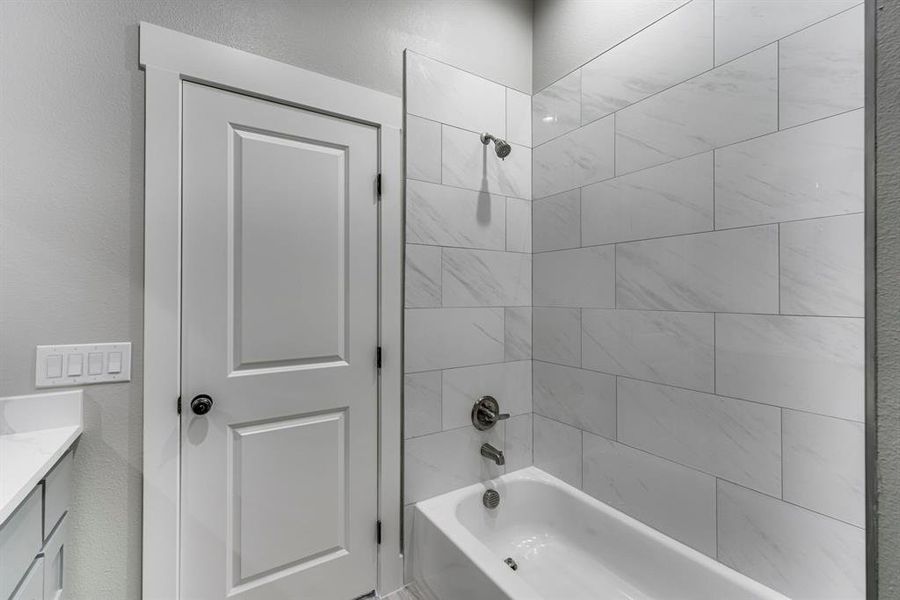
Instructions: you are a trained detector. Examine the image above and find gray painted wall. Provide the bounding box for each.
[875,0,900,596]
[0,2,532,598]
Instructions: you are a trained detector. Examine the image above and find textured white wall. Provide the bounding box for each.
[0,2,532,598]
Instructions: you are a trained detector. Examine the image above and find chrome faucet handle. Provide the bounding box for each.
[472,396,510,431]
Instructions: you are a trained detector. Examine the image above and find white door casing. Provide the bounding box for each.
[181,82,378,599]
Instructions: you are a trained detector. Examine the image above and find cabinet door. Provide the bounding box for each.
[42,515,67,600]
[11,557,43,600]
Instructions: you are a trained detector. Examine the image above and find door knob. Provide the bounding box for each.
[190,394,214,415]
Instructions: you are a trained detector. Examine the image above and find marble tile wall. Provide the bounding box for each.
[403,52,533,524]
[531,2,864,598]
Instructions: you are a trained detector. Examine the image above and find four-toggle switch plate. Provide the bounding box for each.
[35,342,131,388]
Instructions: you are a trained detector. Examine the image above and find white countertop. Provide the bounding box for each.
[0,389,83,525]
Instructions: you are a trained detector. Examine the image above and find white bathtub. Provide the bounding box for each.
[410,467,788,600]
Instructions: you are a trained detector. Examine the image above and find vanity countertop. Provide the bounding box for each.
[0,389,83,525]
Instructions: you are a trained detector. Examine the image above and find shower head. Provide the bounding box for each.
[480,132,512,160]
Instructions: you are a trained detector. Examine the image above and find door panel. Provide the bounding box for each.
[181,82,378,600]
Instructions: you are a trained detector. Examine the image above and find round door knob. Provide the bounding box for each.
[190,394,214,416]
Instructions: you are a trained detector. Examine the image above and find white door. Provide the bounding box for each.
[180,82,379,600]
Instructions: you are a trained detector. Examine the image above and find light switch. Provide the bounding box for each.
[108,352,122,374]
[66,354,83,377]
[46,354,63,378]
[88,352,103,375]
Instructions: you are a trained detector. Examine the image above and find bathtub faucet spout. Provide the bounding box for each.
[480,443,505,466]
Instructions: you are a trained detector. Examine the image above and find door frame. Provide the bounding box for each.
[139,23,404,599]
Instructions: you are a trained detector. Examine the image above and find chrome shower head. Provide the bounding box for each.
[480,132,512,160]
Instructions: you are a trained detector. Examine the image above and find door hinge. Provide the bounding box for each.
[376,346,383,369]
[376,520,382,545]
[376,173,382,200]
[177,396,182,415]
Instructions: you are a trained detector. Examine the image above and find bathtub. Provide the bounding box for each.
[410,467,788,600]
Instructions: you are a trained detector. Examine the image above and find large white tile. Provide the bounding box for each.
[533,361,616,439]
[505,198,531,253]
[533,115,615,199]
[715,109,864,229]
[406,51,505,135]
[532,70,581,146]
[533,415,582,488]
[504,307,532,362]
[779,5,864,128]
[717,480,865,599]
[506,88,532,148]
[505,413,533,471]
[783,410,865,527]
[442,361,532,430]
[404,371,442,439]
[406,179,506,250]
[533,189,581,252]
[581,309,714,392]
[405,308,504,372]
[616,225,779,313]
[581,152,713,246]
[581,0,714,123]
[714,0,860,65]
[404,426,505,503]
[442,125,531,199]
[441,249,531,307]
[405,244,441,308]
[716,314,864,421]
[618,379,782,496]
[533,246,615,308]
[583,433,717,557]
[781,214,864,317]
[533,307,581,367]
[616,45,777,175]
[406,115,442,183]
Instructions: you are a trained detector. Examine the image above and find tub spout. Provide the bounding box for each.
[481,443,505,466]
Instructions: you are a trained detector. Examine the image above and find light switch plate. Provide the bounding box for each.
[36,342,131,388]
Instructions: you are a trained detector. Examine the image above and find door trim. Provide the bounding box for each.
[139,23,403,599]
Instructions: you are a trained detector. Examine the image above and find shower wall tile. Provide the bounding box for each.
[506,88,532,148]
[533,115,615,199]
[505,198,531,253]
[441,248,531,307]
[780,214,864,317]
[504,307,532,362]
[783,410,865,527]
[404,372,442,439]
[533,189,581,252]
[405,308,504,373]
[779,6,864,129]
[505,414,533,471]
[533,361,616,439]
[533,307,581,367]
[715,314,864,421]
[533,246,615,308]
[581,152,713,246]
[618,379,782,496]
[714,0,859,66]
[582,434,717,557]
[533,415,582,488]
[714,109,864,229]
[615,226,779,313]
[406,115,442,183]
[405,244,442,308]
[406,180,506,251]
[615,45,777,175]
[581,0,714,123]
[441,361,532,430]
[405,425,505,503]
[581,309,714,392]
[532,70,581,146]
[442,125,531,199]
[406,51,505,135]
[717,480,865,599]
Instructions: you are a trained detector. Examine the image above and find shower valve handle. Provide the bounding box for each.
[472,395,509,431]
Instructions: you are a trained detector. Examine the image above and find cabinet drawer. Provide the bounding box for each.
[43,453,72,540]
[0,487,42,600]
[10,557,43,600]
[41,514,66,600]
